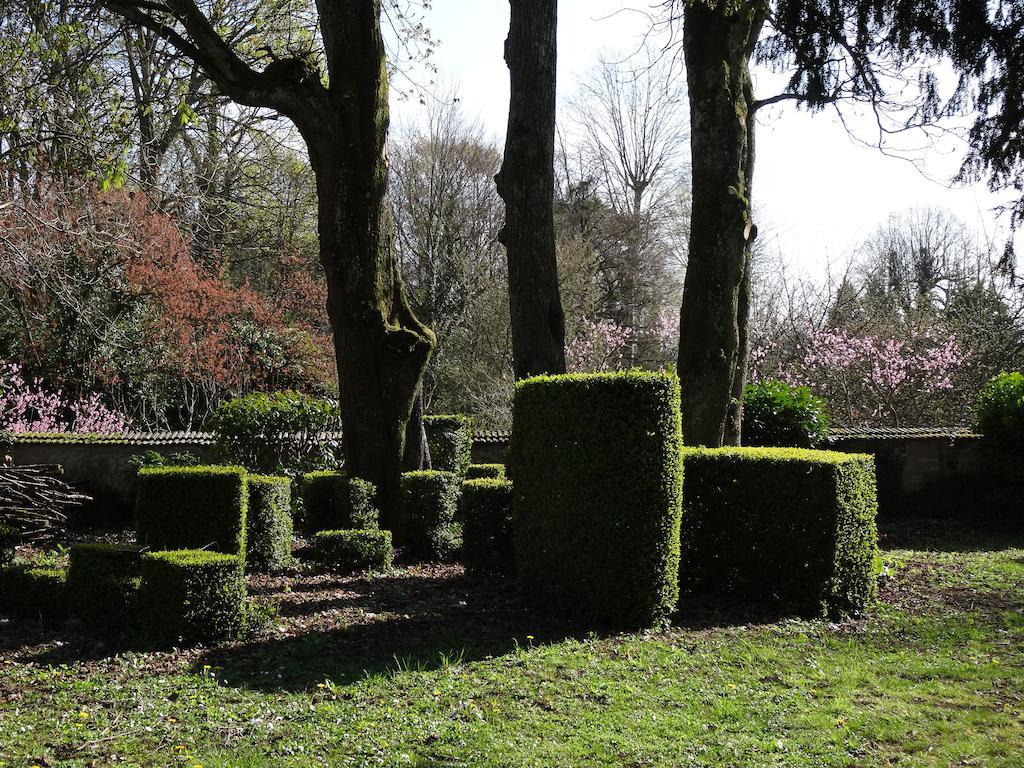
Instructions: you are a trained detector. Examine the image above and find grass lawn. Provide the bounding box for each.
[1,518,1022,767]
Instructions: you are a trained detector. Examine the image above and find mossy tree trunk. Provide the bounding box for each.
[101,0,435,526]
[678,1,765,447]
[496,0,567,379]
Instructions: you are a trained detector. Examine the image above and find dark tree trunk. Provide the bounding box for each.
[496,0,566,379]
[678,2,764,447]
[402,386,432,471]
[303,2,435,528]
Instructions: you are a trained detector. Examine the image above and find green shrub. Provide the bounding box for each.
[312,529,393,572]
[680,447,879,618]
[128,450,203,470]
[246,476,293,572]
[0,563,67,619]
[509,370,683,628]
[0,524,18,566]
[465,463,505,481]
[460,479,514,576]
[301,471,379,533]
[136,466,248,558]
[137,550,246,644]
[976,372,1024,508]
[207,390,341,475]
[742,379,830,448]
[398,471,461,560]
[66,543,143,627]
[423,414,473,476]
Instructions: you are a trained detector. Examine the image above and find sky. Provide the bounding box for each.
[390,0,1019,280]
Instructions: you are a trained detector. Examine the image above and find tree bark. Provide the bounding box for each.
[301,3,435,527]
[496,0,566,379]
[678,1,765,446]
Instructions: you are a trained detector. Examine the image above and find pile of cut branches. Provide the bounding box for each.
[0,465,90,543]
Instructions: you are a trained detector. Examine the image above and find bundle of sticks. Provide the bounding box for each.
[0,465,91,543]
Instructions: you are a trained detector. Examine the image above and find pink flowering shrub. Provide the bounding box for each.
[566,319,636,372]
[0,362,131,433]
[751,328,966,426]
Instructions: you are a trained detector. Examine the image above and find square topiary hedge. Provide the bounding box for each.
[136,466,248,558]
[67,543,144,628]
[0,524,17,566]
[312,529,393,572]
[137,550,246,644]
[301,471,379,533]
[398,470,461,560]
[509,370,683,628]
[246,475,293,572]
[679,447,879,617]
[423,415,473,476]
[460,478,514,576]
[0,563,67,620]
[465,463,506,481]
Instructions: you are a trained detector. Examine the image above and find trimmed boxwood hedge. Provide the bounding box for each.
[246,475,293,572]
[67,543,143,627]
[301,471,379,533]
[423,415,473,476]
[137,550,246,644]
[398,470,461,560]
[460,479,514,576]
[679,446,879,618]
[312,529,393,572]
[509,370,684,628]
[0,563,67,619]
[136,466,248,558]
[465,463,505,481]
[0,524,17,566]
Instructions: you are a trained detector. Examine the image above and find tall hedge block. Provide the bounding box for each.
[679,447,879,617]
[398,470,461,560]
[67,543,144,627]
[136,466,248,557]
[460,479,514,576]
[301,471,378,533]
[423,415,473,476]
[510,371,684,628]
[246,475,293,572]
[137,550,246,644]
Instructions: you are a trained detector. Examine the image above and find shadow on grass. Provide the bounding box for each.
[878,517,1024,553]
[194,569,578,692]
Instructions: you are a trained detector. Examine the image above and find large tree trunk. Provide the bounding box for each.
[304,2,435,529]
[496,0,566,379]
[678,2,764,447]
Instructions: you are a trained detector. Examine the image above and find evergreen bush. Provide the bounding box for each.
[312,529,393,572]
[246,475,293,572]
[509,370,683,628]
[680,446,879,617]
[742,379,830,448]
[398,470,461,560]
[460,478,514,576]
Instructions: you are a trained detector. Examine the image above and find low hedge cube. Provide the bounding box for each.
[137,550,246,644]
[0,524,18,566]
[399,471,461,560]
[313,529,393,572]
[0,563,67,620]
[67,543,144,627]
[301,471,379,533]
[461,479,514,576]
[509,370,684,628]
[465,463,506,481]
[423,415,473,476]
[246,475,293,572]
[679,447,879,617]
[136,466,248,558]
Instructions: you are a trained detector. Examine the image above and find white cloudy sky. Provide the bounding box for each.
[390,0,1019,278]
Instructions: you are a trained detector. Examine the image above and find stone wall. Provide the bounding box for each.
[6,427,991,523]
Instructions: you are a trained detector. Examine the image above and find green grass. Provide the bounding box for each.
[1,521,1022,767]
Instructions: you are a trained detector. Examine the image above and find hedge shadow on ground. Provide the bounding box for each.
[194,568,577,692]
[879,517,1024,553]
